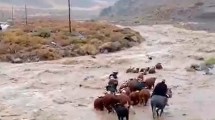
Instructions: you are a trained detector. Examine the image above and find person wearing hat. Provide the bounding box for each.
[151,79,169,105]
[109,71,118,80]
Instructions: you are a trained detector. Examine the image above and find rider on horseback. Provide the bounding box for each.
[106,71,119,94]
[151,79,169,106]
[109,71,118,80]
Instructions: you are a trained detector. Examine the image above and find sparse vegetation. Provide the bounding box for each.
[205,58,215,65]
[0,20,144,63]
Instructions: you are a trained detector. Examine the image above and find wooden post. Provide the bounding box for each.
[12,4,14,24]
[25,3,28,25]
[68,0,72,33]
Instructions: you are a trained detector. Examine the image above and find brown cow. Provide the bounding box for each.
[116,93,136,115]
[116,94,131,106]
[94,96,104,111]
[127,79,146,92]
[148,67,156,74]
[155,63,163,69]
[129,91,140,105]
[102,94,120,113]
[119,80,129,90]
[127,67,135,73]
[145,77,156,89]
[119,87,131,96]
[143,70,148,75]
[145,67,150,72]
[132,68,139,73]
[137,73,144,81]
[139,89,150,106]
[140,68,145,72]
[127,79,138,92]
[126,67,133,73]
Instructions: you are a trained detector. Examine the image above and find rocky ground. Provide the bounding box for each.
[0,24,214,120]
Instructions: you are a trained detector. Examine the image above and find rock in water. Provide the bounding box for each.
[185,67,196,72]
[155,63,163,69]
[148,67,156,74]
[190,64,200,70]
[11,58,23,64]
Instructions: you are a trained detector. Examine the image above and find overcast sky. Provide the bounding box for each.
[0,0,118,11]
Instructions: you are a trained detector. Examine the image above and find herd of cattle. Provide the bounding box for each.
[93,63,164,120]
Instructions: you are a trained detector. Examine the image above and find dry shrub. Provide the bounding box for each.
[88,38,102,47]
[205,58,215,65]
[51,27,61,33]
[23,26,35,33]
[118,39,130,48]
[3,32,45,47]
[15,29,25,36]
[55,32,68,40]
[110,32,124,42]
[81,44,98,55]
[70,39,87,44]
[36,47,62,60]
[34,29,51,38]
[0,19,144,62]
[99,41,122,53]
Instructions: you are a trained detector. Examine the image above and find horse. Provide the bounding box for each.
[151,88,172,119]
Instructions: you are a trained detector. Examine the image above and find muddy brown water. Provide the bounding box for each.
[0,24,214,120]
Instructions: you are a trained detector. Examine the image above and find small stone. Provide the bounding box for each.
[24,69,31,71]
[11,58,23,64]
[185,67,196,72]
[131,36,138,42]
[91,55,96,59]
[77,104,87,107]
[182,113,187,116]
[188,55,204,61]
[53,98,67,104]
[195,57,204,61]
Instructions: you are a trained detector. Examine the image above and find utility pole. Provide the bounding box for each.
[12,4,14,24]
[1,11,4,21]
[68,0,72,33]
[11,0,14,25]
[25,3,28,25]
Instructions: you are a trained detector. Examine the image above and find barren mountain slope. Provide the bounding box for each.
[100,0,215,29]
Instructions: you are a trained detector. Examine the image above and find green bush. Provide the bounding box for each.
[205,58,215,65]
[34,29,51,38]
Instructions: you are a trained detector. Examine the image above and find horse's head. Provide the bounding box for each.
[167,88,172,98]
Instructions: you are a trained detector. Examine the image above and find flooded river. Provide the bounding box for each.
[0,24,214,120]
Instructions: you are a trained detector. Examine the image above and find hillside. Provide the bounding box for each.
[0,0,117,20]
[0,8,98,21]
[99,0,215,28]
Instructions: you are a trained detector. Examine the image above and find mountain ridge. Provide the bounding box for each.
[99,0,215,25]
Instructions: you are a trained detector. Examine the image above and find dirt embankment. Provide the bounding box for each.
[0,20,144,63]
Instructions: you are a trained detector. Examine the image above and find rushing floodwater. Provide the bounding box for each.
[0,24,214,120]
